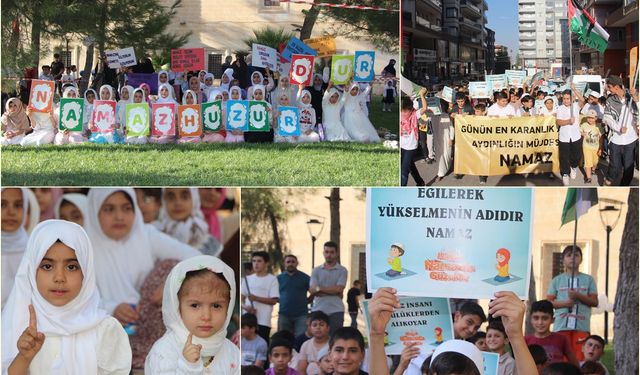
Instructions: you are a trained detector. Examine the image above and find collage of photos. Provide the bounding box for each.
[0,1,639,375]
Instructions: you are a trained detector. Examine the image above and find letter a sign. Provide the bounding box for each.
[290,54,315,86]
[28,80,55,112]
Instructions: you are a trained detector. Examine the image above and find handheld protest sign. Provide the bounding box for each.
[441,86,454,103]
[91,100,117,133]
[201,101,223,132]
[483,352,500,375]
[425,97,442,115]
[177,104,202,137]
[290,54,315,86]
[277,106,300,136]
[469,82,490,98]
[354,51,376,82]
[151,103,175,136]
[303,36,336,57]
[486,74,508,92]
[366,188,533,299]
[126,103,150,136]
[281,37,317,61]
[252,43,278,70]
[505,70,526,87]
[28,80,55,113]
[226,100,249,132]
[171,48,205,72]
[331,55,355,85]
[249,101,270,132]
[58,98,84,132]
[362,297,453,355]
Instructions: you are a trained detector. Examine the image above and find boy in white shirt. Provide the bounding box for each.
[556,90,584,185]
[241,251,280,346]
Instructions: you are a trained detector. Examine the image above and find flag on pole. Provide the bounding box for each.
[568,0,609,54]
[561,188,599,226]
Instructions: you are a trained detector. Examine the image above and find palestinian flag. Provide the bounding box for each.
[561,188,599,226]
[568,0,609,53]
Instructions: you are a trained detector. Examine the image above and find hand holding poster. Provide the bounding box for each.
[28,80,55,113]
[505,70,527,87]
[362,297,453,355]
[91,100,117,133]
[290,54,315,86]
[249,101,270,131]
[331,55,355,85]
[354,51,376,82]
[202,101,223,132]
[151,103,176,136]
[58,98,84,131]
[126,103,150,136]
[468,82,489,99]
[366,188,532,299]
[426,97,442,115]
[105,47,137,68]
[178,105,202,137]
[226,100,249,131]
[278,106,300,136]
[441,86,454,103]
[303,36,336,57]
[171,48,205,72]
[486,74,508,92]
[252,44,278,70]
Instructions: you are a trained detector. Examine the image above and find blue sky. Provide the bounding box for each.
[486,0,519,57]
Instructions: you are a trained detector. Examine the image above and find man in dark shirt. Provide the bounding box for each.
[277,254,310,336]
[346,280,362,329]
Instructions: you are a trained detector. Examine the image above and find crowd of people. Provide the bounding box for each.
[401,75,638,187]
[1,187,240,373]
[0,55,401,147]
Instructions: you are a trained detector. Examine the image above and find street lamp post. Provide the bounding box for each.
[598,198,623,344]
[306,217,324,270]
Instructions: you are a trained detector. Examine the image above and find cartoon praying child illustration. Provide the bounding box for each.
[434,327,443,344]
[385,243,405,277]
[494,248,511,282]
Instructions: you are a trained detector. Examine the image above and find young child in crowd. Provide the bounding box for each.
[580,110,604,183]
[487,320,516,375]
[1,188,29,304]
[382,79,397,112]
[342,83,380,143]
[178,90,202,144]
[528,344,549,374]
[123,88,149,144]
[53,193,88,227]
[297,311,331,375]
[321,82,350,141]
[328,327,368,375]
[134,188,162,224]
[317,346,334,375]
[202,89,226,143]
[1,98,32,146]
[525,299,579,365]
[400,89,427,186]
[468,331,488,351]
[148,83,178,144]
[453,301,487,340]
[580,335,609,374]
[241,313,268,368]
[297,85,320,143]
[145,255,239,374]
[266,338,301,375]
[54,86,88,145]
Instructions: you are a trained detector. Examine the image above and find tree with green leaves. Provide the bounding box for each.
[242,27,295,55]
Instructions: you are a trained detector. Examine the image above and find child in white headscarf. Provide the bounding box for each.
[89,85,124,144]
[54,86,88,145]
[157,188,222,256]
[321,82,351,141]
[1,188,29,304]
[149,83,178,144]
[342,82,380,143]
[124,88,150,144]
[1,220,132,374]
[202,89,227,143]
[20,97,56,147]
[203,73,216,99]
[243,85,274,143]
[53,193,89,227]
[178,90,202,144]
[247,70,274,100]
[219,68,234,92]
[225,86,245,143]
[116,85,134,128]
[1,98,31,146]
[271,75,297,108]
[145,255,240,374]
[296,85,320,143]
[85,188,201,324]
[274,91,296,143]
[82,88,97,139]
[157,70,176,100]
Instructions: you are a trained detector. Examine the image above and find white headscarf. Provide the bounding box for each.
[250,71,264,86]
[326,87,341,105]
[208,89,223,103]
[162,255,236,357]
[157,188,210,249]
[157,70,176,99]
[119,85,134,105]
[62,86,78,99]
[203,73,215,98]
[25,189,40,235]
[182,90,197,105]
[220,69,234,91]
[99,85,114,101]
[156,83,177,104]
[299,89,312,108]
[132,87,147,104]
[85,188,155,311]
[229,86,242,100]
[1,220,108,374]
[53,194,89,227]
[252,85,265,101]
[348,83,360,97]
[1,188,30,253]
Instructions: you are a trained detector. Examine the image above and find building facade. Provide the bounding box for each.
[518,0,570,72]
[486,27,496,73]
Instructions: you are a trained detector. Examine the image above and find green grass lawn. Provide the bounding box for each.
[1,96,399,186]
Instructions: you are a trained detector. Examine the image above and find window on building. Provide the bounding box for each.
[446,7,458,18]
[259,0,288,12]
[59,51,72,67]
[208,53,223,78]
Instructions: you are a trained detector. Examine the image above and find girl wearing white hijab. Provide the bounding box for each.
[202,73,216,99]
[89,85,124,144]
[145,255,239,374]
[321,82,351,141]
[157,70,176,100]
[82,88,97,138]
[1,188,29,305]
[247,70,274,100]
[219,68,234,92]
[202,89,227,143]
[273,91,296,143]
[342,82,380,143]
[116,85,134,128]
[149,83,178,144]
[54,86,88,145]
[53,193,89,227]
[178,90,202,144]
[85,188,201,322]
[1,220,131,374]
[296,86,320,143]
[156,188,222,256]
[124,88,150,145]
[271,75,297,109]
[242,85,274,143]
[1,98,31,146]
[20,95,56,147]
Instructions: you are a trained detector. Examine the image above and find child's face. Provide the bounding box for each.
[350,87,359,96]
[319,354,334,373]
[252,73,261,84]
[545,100,554,110]
[231,90,240,100]
[311,319,329,339]
[67,91,77,99]
[160,87,169,98]
[254,90,264,101]
[164,188,193,222]
[497,97,508,107]
[530,312,553,335]
[241,325,256,338]
[34,188,54,214]
[186,93,195,105]
[86,92,95,103]
[280,78,289,87]
[563,251,582,269]
[252,256,267,273]
[189,77,200,91]
[134,92,143,103]
[474,109,485,116]
[582,339,604,361]
[134,189,161,224]
[279,95,289,106]
[562,94,572,106]
[98,191,135,241]
[205,77,213,86]
[159,73,167,83]
[100,88,111,100]
[453,313,483,339]
[222,75,230,84]
[389,246,401,257]
[456,98,466,107]
[486,328,508,352]
[587,117,597,125]
[330,338,364,375]
[330,93,339,104]
[1,188,24,232]
[222,92,229,101]
[474,338,488,351]
[59,202,84,227]
[7,100,18,113]
[179,273,230,338]
[36,242,83,306]
[269,346,292,371]
[302,93,311,105]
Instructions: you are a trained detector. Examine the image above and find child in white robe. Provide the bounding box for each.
[296,86,319,143]
[321,83,351,141]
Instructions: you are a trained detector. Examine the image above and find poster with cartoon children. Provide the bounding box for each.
[361,296,453,355]
[366,188,533,299]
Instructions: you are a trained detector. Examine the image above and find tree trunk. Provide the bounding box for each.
[613,189,638,375]
[30,3,42,69]
[79,43,94,95]
[329,188,341,261]
[269,210,283,273]
[299,5,320,40]
[525,260,537,335]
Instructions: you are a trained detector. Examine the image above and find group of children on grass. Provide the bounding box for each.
[1,67,385,147]
[1,187,240,374]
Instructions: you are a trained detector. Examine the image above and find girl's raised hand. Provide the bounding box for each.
[17,305,45,361]
[183,333,202,363]
[114,303,138,324]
